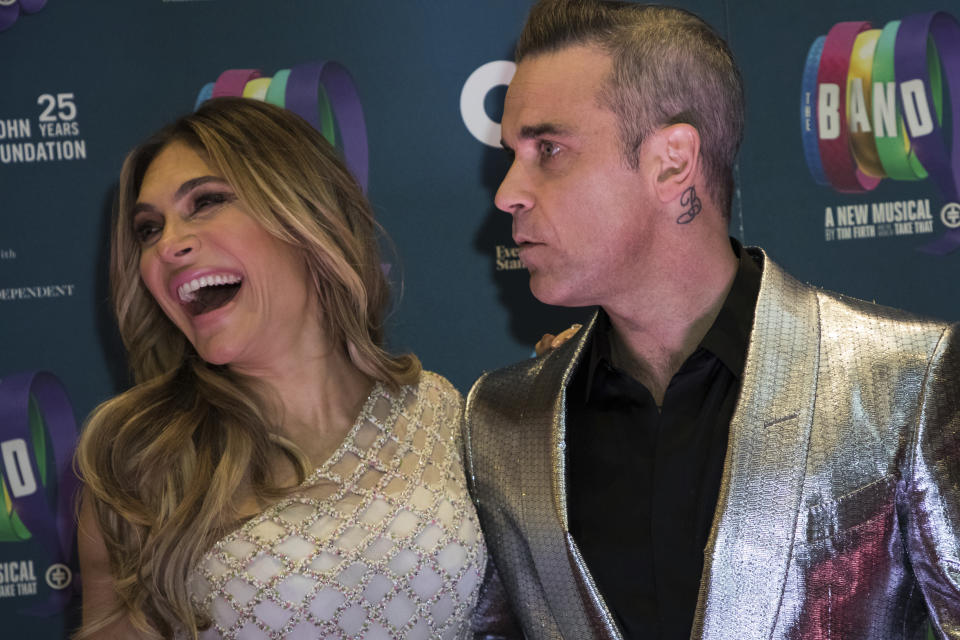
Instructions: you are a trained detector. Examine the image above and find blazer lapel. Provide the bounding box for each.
[692,252,820,639]
[519,312,623,640]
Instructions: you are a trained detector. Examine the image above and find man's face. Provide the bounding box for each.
[496,45,662,309]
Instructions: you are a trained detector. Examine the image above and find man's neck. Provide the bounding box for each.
[603,240,739,405]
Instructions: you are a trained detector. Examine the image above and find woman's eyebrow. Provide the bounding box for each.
[130,176,229,219]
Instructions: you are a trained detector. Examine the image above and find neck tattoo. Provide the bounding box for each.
[676,186,703,224]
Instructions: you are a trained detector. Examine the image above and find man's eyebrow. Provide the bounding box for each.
[500,122,571,151]
[130,176,228,219]
[501,123,572,152]
[519,123,571,139]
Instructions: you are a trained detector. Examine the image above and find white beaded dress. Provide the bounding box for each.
[189,372,487,639]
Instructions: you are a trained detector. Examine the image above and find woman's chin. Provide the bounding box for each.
[190,341,242,368]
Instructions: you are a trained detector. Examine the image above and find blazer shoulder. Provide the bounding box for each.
[465,355,550,427]
[814,286,952,355]
[754,246,952,356]
[465,321,597,445]
[816,284,947,325]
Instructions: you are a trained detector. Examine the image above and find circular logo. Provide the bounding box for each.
[460,61,516,147]
[0,0,17,6]
[45,563,71,590]
[941,202,960,229]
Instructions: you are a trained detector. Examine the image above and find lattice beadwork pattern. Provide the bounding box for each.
[190,372,486,639]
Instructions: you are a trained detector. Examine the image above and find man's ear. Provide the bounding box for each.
[649,123,700,203]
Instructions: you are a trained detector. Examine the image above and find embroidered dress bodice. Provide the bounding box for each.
[190,372,487,639]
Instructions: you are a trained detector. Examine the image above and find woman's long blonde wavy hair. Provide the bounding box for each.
[75,97,420,638]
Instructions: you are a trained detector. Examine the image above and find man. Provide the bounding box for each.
[463,1,960,638]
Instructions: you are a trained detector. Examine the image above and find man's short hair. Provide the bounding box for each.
[516,0,745,217]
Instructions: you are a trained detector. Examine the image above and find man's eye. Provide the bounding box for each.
[538,141,560,158]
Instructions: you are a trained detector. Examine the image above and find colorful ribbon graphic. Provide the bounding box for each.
[0,371,79,612]
[801,11,960,254]
[196,61,369,193]
[897,12,960,254]
[816,21,881,193]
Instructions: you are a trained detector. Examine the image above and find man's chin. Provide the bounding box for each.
[529,275,583,308]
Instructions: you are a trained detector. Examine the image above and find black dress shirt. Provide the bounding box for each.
[566,241,762,639]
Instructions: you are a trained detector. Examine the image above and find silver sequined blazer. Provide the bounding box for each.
[464,249,960,639]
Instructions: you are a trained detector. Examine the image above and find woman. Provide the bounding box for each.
[76,97,492,639]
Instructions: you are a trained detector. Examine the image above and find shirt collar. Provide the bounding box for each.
[699,238,762,378]
[580,238,762,402]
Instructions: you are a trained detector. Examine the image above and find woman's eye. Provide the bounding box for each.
[133,221,161,245]
[192,192,229,213]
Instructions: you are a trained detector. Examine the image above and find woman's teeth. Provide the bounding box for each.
[177,274,242,303]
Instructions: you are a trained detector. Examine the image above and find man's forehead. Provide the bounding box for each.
[502,46,611,133]
[510,45,610,89]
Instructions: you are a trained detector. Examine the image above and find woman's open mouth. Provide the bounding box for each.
[177,274,242,316]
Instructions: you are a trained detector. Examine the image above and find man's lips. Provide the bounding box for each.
[512,233,541,246]
[515,239,545,251]
[515,241,546,269]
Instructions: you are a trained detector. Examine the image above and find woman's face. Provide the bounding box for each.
[133,141,324,373]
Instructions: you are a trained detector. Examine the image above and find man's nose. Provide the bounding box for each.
[494,161,534,216]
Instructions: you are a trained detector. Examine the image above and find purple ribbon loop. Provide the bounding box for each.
[285,61,370,193]
[0,371,80,611]
[19,0,46,13]
[895,12,960,254]
[0,4,19,31]
[0,0,47,32]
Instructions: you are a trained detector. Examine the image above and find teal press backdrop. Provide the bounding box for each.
[0,0,958,635]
